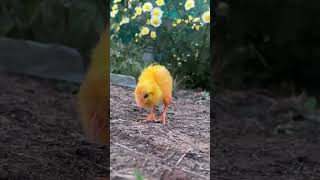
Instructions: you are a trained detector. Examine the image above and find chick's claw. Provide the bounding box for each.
[144,113,157,122]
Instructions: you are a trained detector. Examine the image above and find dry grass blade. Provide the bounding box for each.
[175,148,192,166]
[112,142,144,156]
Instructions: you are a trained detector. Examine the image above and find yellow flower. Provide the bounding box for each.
[156,0,165,6]
[193,17,200,22]
[115,26,120,32]
[124,8,128,12]
[188,15,193,21]
[184,0,195,11]
[112,4,118,11]
[150,16,162,27]
[131,15,136,19]
[140,27,150,35]
[135,6,143,16]
[202,11,210,23]
[176,19,182,24]
[151,7,163,18]
[184,19,189,23]
[142,2,153,12]
[150,31,156,39]
[172,23,177,27]
[146,19,150,25]
[120,16,130,25]
[128,0,132,8]
[195,25,200,30]
[110,10,118,18]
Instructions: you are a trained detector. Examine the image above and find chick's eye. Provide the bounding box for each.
[144,94,149,99]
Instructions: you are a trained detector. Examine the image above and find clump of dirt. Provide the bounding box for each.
[0,73,109,180]
[110,85,210,180]
[212,89,320,179]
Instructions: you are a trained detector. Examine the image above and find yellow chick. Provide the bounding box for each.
[134,64,173,124]
[77,26,109,145]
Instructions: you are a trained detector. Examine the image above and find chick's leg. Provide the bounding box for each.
[145,107,157,122]
[160,97,171,125]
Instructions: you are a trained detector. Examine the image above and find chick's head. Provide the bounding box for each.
[134,81,162,108]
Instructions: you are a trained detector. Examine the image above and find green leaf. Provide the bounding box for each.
[134,170,144,180]
[118,23,139,43]
[167,9,178,19]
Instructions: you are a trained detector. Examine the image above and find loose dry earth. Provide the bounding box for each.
[0,73,108,180]
[0,72,210,180]
[212,88,320,180]
[3,72,318,180]
[110,85,210,180]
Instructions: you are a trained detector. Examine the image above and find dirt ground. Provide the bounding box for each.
[3,72,320,180]
[0,73,109,180]
[110,85,210,180]
[212,88,320,180]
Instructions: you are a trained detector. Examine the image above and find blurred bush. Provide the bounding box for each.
[0,0,107,61]
[110,0,211,89]
[110,38,146,78]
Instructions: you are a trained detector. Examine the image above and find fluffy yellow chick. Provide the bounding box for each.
[134,64,173,124]
[78,27,109,145]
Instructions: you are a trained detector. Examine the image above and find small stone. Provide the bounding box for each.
[111,73,136,89]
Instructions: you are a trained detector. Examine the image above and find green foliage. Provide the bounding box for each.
[111,0,211,89]
[111,36,146,78]
[0,0,42,38]
[0,0,107,57]
[134,169,144,180]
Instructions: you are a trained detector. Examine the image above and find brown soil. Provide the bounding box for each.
[212,89,320,180]
[0,73,109,180]
[3,72,317,180]
[110,85,210,180]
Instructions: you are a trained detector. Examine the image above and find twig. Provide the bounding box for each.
[112,142,144,156]
[175,148,192,166]
[163,152,176,162]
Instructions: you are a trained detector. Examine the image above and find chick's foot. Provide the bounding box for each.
[144,113,157,122]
